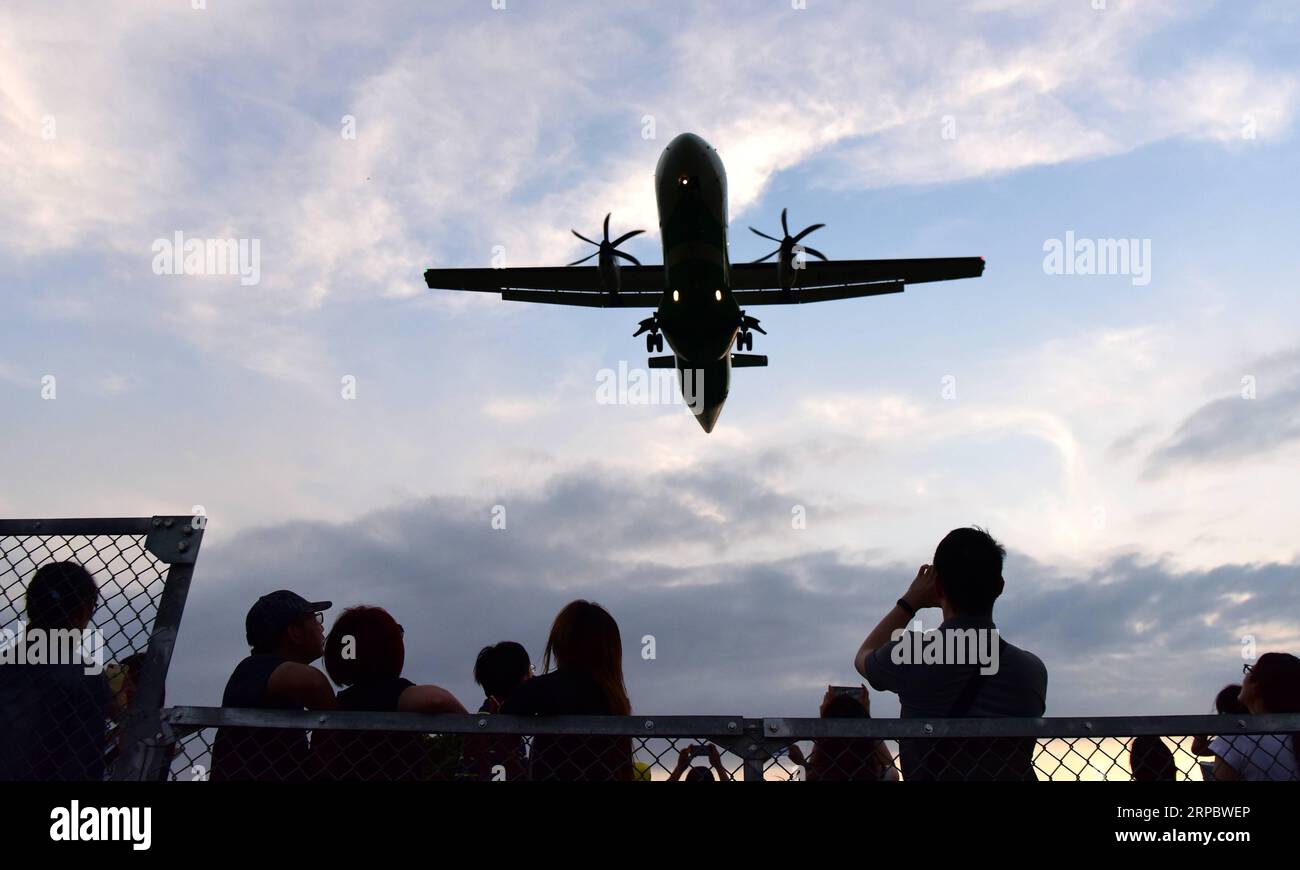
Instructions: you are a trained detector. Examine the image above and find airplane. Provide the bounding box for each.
[424,132,984,433]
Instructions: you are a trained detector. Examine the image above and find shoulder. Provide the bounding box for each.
[266,661,333,702]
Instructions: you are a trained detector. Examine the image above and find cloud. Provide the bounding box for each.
[1144,347,1300,478]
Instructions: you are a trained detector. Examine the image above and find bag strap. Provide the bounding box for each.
[945,637,1007,718]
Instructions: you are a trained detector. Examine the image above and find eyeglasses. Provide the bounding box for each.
[1242,663,1254,676]
[312,612,324,626]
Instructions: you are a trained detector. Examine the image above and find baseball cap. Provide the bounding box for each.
[245,590,332,651]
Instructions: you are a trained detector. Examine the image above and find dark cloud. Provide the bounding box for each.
[167,464,1300,722]
[1144,348,1300,478]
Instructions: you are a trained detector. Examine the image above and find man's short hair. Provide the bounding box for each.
[474,641,531,700]
[933,527,1006,615]
[26,561,98,629]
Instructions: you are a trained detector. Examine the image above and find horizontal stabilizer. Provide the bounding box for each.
[648,355,677,369]
[730,353,768,368]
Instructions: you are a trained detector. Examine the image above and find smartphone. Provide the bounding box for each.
[830,685,863,697]
[689,744,712,759]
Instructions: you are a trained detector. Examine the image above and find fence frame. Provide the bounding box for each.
[0,515,205,781]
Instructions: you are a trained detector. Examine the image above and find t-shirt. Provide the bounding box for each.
[0,662,112,780]
[1208,734,1299,781]
[500,669,632,781]
[210,655,312,782]
[865,617,1047,780]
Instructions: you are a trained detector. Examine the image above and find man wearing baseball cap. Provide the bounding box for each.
[210,591,337,781]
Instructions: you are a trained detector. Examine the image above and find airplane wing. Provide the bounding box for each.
[423,265,664,308]
[731,256,984,305]
[424,256,983,308]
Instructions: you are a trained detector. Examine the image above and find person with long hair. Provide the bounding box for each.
[500,600,634,781]
[1210,652,1300,781]
[787,686,898,781]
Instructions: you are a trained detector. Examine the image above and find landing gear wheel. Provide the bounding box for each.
[646,333,656,353]
[653,334,664,352]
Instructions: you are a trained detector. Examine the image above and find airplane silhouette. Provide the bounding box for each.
[424,132,984,432]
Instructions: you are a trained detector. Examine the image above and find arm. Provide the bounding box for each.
[667,748,691,781]
[854,564,939,678]
[266,662,337,710]
[1213,757,1242,781]
[399,684,468,714]
[708,745,731,782]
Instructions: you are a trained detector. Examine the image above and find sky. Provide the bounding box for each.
[2,0,1299,720]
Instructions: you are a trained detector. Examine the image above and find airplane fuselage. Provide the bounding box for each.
[654,133,740,432]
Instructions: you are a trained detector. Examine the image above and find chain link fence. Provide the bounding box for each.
[157,707,1300,782]
[4,517,1298,783]
[0,517,203,781]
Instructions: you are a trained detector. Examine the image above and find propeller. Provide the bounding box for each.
[567,213,645,267]
[748,207,828,264]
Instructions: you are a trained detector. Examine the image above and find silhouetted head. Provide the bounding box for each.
[474,641,532,701]
[684,766,716,782]
[323,605,404,686]
[1130,736,1177,781]
[246,590,330,664]
[26,561,98,630]
[933,527,1006,618]
[1241,653,1300,715]
[1215,684,1249,715]
[1242,653,1300,765]
[822,694,870,719]
[542,600,630,715]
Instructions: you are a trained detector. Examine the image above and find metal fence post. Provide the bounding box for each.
[113,517,204,781]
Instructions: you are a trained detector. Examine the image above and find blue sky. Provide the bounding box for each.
[2,0,1299,717]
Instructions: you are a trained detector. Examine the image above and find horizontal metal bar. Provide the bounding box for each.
[0,517,159,536]
[162,707,1300,739]
[164,707,748,737]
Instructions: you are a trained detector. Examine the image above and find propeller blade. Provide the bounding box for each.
[567,251,599,266]
[572,229,598,246]
[610,228,645,247]
[613,250,642,266]
[780,207,789,236]
[749,227,782,243]
[750,249,780,263]
[791,223,825,243]
[603,213,611,243]
[799,246,829,261]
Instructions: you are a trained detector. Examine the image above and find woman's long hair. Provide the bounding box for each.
[1251,652,1300,767]
[542,600,631,716]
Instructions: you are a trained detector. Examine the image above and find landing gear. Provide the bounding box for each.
[635,315,664,353]
[736,311,765,353]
